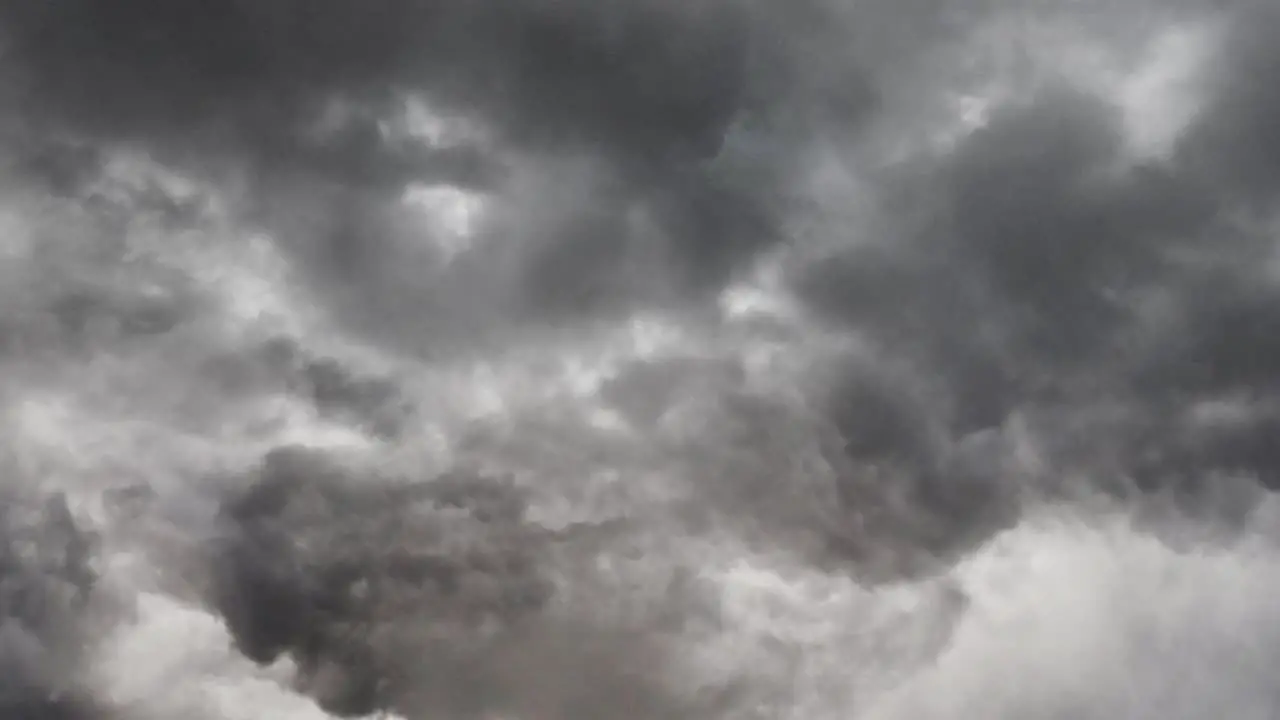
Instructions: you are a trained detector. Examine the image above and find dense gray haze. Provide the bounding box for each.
[1,0,1280,718]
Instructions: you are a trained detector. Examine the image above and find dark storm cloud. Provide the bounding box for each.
[787,0,1280,567]
[0,0,892,324]
[943,87,1201,358]
[510,160,784,319]
[1106,2,1280,496]
[4,136,104,199]
[1175,2,1280,202]
[207,445,708,719]
[23,0,1280,623]
[210,445,553,716]
[0,0,761,196]
[816,365,1022,579]
[798,82,1213,438]
[0,490,110,719]
[788,0,1280,440]
[1132,271,1280,399]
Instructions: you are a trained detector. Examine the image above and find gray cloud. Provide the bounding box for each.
[0,490,107,719]
[784,1,1280,565]
[1175,2,1280,202]
[11,1,1280,715]
[0,0,891,331]
[207,445,712,719]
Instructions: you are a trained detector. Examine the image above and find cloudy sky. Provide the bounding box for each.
[2,1,1280,719]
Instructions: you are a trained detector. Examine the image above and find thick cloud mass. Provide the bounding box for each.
[0,0,886,328]
[0,0,760,199]
[0,490,106,719]
[1175,3,1280,200]
[5,0,1280,718]
[0,0,862,162]
[794,14,1280,499]
[210,447,553,717]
